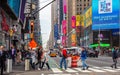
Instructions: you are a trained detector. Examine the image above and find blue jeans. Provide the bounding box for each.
[81,59,88,68]
[60,57,67,69]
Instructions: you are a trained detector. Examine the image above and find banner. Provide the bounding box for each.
[63,0,67,14]
[71,33,76,46]
[62,36,66,46]
[54,24,59,40]
[71,16,76,28]
[92,0,120,30]
[76,15,80,26]
[84,7,92,27]
[81,15,84,27]
[62,20,67,35]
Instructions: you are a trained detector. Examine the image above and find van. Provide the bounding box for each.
[65,47,82,56]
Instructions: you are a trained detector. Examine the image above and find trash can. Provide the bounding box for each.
[25,59,30,71]
[7,59,12,73]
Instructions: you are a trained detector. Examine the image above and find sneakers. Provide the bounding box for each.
[38,68,41,70]
[82,68,85,70]
[110,65,113,68]
[86,66,89,69]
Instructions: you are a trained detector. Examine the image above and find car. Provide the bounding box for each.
[87,50,98,57]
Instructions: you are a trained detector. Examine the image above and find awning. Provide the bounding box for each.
[89,43,110,48]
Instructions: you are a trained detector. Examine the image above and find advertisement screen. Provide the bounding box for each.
[92,0,120,30]
[7,0,21,17]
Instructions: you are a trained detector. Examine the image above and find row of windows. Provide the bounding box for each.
[77,0,90,1]
[77,3,90,6]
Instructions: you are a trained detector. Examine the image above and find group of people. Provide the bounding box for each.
[27,47,50,70]
[59,46,119,70]
[59,47,89,70]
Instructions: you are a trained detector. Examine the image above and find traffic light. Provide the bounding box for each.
[30,20,34,33]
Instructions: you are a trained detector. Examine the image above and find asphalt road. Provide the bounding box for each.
[8,55,120,75]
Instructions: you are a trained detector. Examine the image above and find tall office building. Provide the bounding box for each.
[66,0,91,47]
[32,0,42,46]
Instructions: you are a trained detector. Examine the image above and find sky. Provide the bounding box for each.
[39,0,52,48]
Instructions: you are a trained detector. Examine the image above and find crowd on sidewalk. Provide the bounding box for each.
[0,45,51,75]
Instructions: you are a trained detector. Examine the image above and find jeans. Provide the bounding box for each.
[81,59,88,68]
[60,57,67,69]
[41,61,50,70]
[111,58,117,68]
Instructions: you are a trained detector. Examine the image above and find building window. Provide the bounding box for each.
[80,8,82,10]
[88,3,89,6]
[84,0,86,1]
[84,4,86,6]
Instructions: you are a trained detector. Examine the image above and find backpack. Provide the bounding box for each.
[62,49,67,58]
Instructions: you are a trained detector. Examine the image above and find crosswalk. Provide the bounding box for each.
[50,66,120,73]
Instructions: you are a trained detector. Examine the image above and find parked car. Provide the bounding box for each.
[87,50,98,57]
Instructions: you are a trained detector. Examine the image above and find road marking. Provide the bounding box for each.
[74,68,91,72]
[41,73,44,75]
[51,68,63,73]
[93,66,117,72]
[89,67,105,72]
[48,74,71,75]
[65,68,78,73]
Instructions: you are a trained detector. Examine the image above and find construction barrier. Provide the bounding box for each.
[71,56,80,67]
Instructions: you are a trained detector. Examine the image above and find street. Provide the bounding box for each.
[8,55,120,75]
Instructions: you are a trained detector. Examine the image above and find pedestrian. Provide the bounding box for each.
[16,49,22,64]
[30,49,36,70]
[10,46,16,64]
[0,46,7,75]
[111,47,119,69]
[41,50,50,70]
[80,47,89,70]
[36,47,43,70]
[60,47,67,70]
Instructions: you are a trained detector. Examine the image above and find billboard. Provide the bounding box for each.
[7,0,21,17]
[92,0,120,30]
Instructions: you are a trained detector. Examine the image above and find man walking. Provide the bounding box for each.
[80,47,89,70]
[111,47,119,69]
[60,47,67,70]
[0,46,7,75]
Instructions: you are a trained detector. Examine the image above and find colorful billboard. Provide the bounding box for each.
[84,7,92,27]
[7,0,21,17]
[92,0,120,30]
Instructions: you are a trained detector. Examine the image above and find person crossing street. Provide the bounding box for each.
[80,47,89,70]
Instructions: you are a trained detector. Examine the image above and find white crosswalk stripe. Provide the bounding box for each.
[51,66,120,73]
[65,68,78,73]
[51,68,63,73]
[74,68,91,72]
